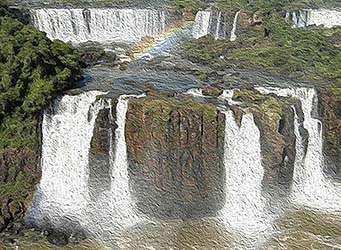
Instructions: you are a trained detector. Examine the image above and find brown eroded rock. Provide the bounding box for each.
[318,88,341,180]
[126,93,225,218]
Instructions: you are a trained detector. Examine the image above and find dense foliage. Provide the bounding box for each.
[183,12,341,86]
[0,3,83,226]
[0,10,82,147]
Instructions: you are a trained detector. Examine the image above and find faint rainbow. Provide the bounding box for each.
[131,20,193,61]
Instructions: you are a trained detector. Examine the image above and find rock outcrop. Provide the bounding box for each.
[319,88,341,180]
[126,93,225,218]
[0,146,40,232]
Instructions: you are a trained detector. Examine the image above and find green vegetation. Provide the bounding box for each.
[0,12,82,147]
[183,12,341,86]
[0,2,82,227]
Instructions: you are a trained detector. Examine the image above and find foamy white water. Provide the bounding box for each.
[192,10,211,39]
[256,87,341,210]
[230,11,240,42]
[192,10,229,40]
[185,88,204,97]
[29,91,105,227]
[220,110,267,234]
[30,8,166,44]
[290,9,341,28]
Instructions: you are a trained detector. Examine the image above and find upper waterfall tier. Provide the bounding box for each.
[288,9,341,28]
[30,8,166,44]
[192,10,239,40]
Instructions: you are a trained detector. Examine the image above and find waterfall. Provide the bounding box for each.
[192,10,226,40]
[192,10,211,39]
[256,87,341,210]
[230,11,240,42]
[290,9,341,28]
[215,11,222,39]
[220,110,266,234]
[29,91,105,227]
[110,95,142,219]
[86,94,145,240]
[30,8,166,44]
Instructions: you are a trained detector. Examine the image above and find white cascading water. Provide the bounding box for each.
[86,94,146,241]
[290,9,341,28]
[111,95,143,219]
[29,91,105,227]
[219,89,242,105]
[230,11,240,42]
[193,10,239,40]
[215,11,222,39]
[192,10,211,39]
[256,87,341,210]
[30,8,166,44]
[220,110,267,234]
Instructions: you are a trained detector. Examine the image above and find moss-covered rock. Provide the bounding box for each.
[126,93,225,218]
[202,87,223,97]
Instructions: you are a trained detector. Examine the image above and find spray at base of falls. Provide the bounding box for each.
[230,11,240,42]
[29,91,106,228]
[256,87,341,211]
[219,110,267,235]
[30,8,166,44]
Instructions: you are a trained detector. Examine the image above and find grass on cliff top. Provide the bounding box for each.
[182,13,341,86]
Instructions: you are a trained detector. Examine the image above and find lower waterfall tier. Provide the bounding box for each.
[1,85,341,247]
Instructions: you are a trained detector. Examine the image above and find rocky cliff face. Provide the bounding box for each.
[0,146,41,233]
[89,107,114,196]
[126,93,225,218]
[319,88,341,180]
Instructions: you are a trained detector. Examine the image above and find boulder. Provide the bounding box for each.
[202,87,223,97]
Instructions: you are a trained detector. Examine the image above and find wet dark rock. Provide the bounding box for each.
[46,231,69,246]
[69,230,87,245]
[80,47,117,66]
[2,238,16,246]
